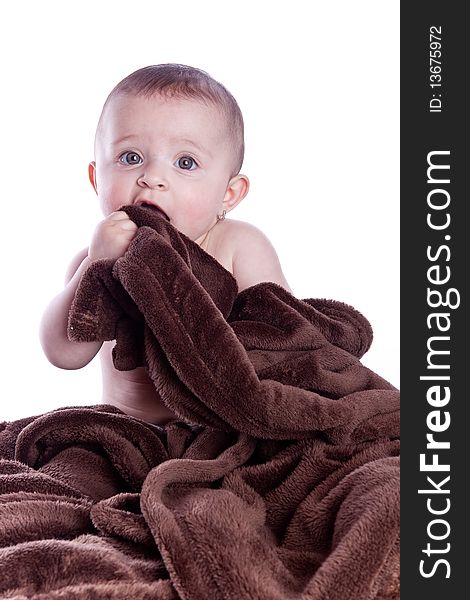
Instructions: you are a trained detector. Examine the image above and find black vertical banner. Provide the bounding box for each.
[401,3,468,598]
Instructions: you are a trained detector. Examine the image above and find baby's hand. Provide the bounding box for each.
[88,211,138,262]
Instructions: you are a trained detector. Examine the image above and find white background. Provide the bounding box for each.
[0,1,399,421]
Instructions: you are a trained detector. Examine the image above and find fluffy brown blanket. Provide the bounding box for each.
[0,206,399,599]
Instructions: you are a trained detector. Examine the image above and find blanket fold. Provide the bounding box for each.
[69,205,398,443]
[0,205,399,599]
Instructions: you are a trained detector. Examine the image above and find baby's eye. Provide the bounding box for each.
[176,156,197,170]
[119,151,143,165]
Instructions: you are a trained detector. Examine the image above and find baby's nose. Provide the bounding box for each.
[137,161,169,190]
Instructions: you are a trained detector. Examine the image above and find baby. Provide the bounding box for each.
[40,64,291,425]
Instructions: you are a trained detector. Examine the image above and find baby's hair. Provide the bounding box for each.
[98,64,244,175]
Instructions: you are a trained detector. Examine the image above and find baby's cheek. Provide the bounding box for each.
[100,198,119,217]
[100,184,129,216]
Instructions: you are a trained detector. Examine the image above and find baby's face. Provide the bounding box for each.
[92,93,237,241]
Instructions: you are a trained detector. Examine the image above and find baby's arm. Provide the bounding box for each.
[40,249,102,368]
[40,211,138,369]
[230,222,292,293]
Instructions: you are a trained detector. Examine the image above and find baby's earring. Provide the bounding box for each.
[217,209,226,221]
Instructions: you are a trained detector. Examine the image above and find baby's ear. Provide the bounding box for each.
[223,174,250,211]
[88,161,98,193]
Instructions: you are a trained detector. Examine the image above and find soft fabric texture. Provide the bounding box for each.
[0,205,399,599]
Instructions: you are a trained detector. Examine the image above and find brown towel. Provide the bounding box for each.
[0,206,399,598]
[69,205,399,442]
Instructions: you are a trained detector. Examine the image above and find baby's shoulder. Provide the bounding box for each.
[216,218,269,248]
[212,218,271,262]
[216,219,292,293]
